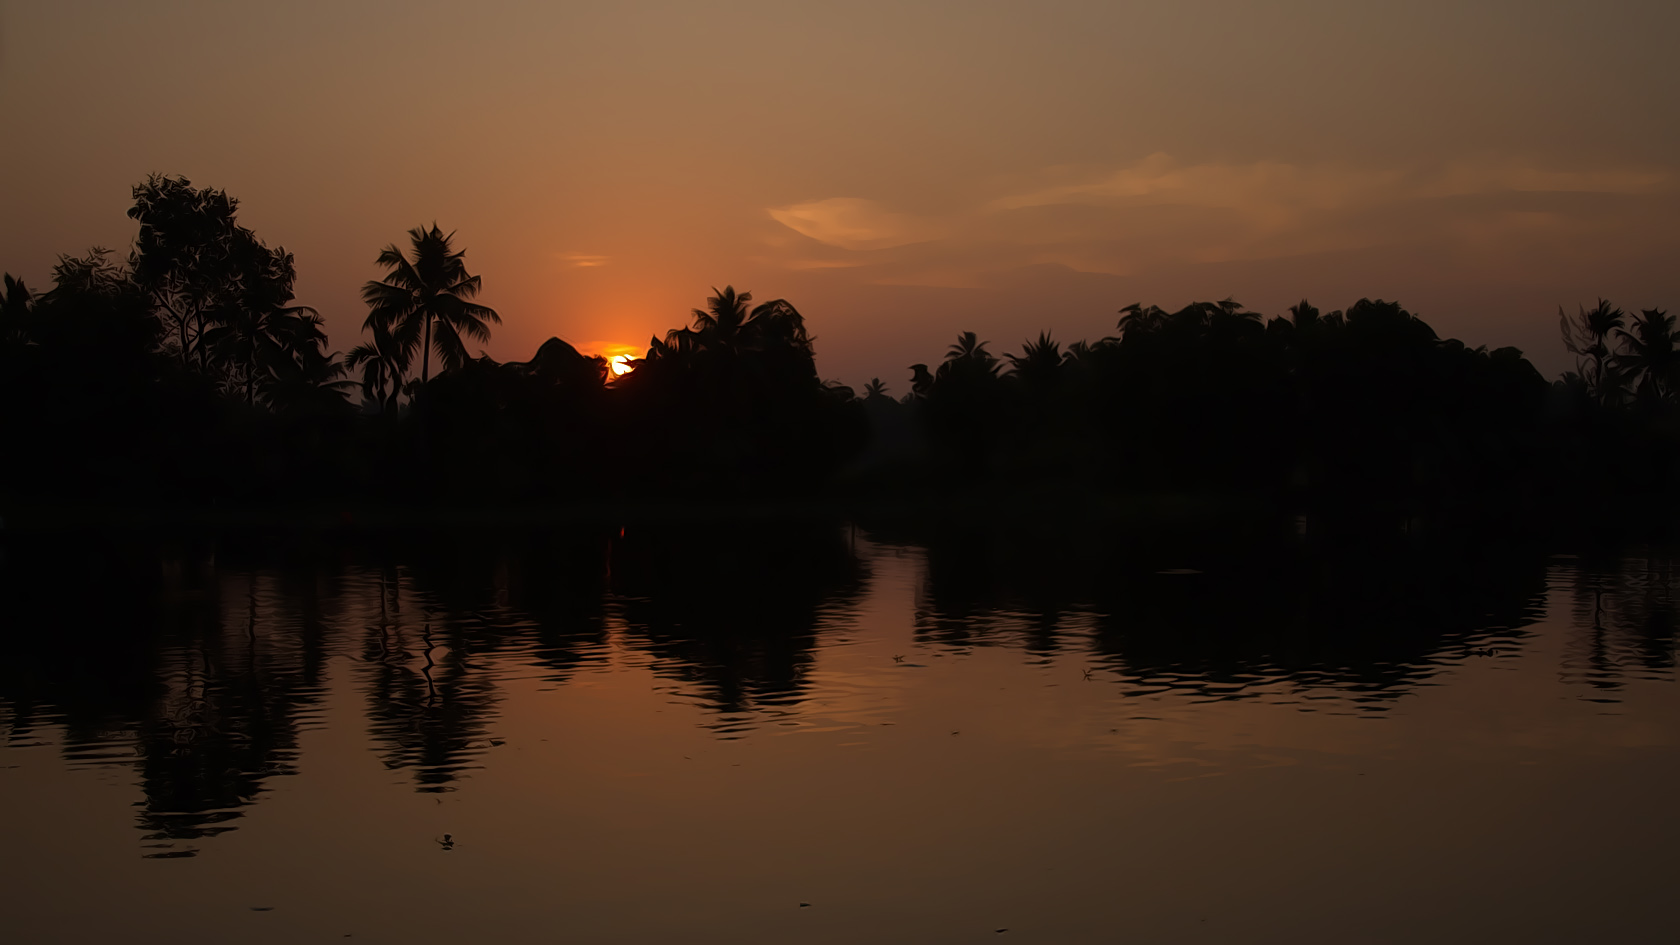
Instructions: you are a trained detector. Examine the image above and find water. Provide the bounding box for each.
[1,523,1676,943]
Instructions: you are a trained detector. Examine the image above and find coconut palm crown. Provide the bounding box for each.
[361,225,500,386]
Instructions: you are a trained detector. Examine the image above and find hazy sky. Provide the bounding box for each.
[2,0,1676,387]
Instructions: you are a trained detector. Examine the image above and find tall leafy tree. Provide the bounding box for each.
[361,225,500,386]
[127,175,243,370]
[127,174,331,408]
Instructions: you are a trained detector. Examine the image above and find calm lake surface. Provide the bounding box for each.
[2,522,1676,944]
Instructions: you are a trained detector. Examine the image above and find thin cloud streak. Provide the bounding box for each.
[768,197,947,251]
[557,253,611,268]
[763,155,1675,285]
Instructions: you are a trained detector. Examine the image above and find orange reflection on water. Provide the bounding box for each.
[4,530,1680,943]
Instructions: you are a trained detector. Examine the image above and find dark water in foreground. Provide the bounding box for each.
[1,524,1677,944]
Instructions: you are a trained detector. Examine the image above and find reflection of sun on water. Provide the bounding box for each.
[609,354,635,377]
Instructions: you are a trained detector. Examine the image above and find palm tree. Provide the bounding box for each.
[933,331,999,391]
[202,243,320,404]
[257,311,356,413]
[948,331,984,361]
[361,225,500,386]
[741,297,811,354]
[1289,299,1321,331]
[1117,303,1168,338]
[691,285,752,351]
[647,326,703,363]
[683,287,813,358]
[1615,307,1677,404]
[206,303,325,404]
[946,331,997,368]
[863,378,890,400]
[1007,332,1062,389]
[346,321,407,414]
[1560,299,1628,406]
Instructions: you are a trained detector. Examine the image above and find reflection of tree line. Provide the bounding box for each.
[5,176,1678,518]
[1559,553,1680,698]
[609,524,866,714]
[137,575,324,852]
[0,526,868,854]
[2,527,1676,856]
[0,537,336,856]
[886,521,1556,703]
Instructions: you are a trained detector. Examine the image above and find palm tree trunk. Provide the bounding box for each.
[421,314,432,384]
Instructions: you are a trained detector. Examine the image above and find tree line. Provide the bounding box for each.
[1,175,1673,524]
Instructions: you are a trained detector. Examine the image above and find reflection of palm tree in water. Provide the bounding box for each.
[1563,555,1680,694]
[358,568,503,793]
[421,624,438,707]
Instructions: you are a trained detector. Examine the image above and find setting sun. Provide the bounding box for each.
[609,354,635,377]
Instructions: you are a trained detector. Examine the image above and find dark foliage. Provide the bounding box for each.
[1,177,1676,528]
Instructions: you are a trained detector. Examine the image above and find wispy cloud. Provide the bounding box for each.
[776,257,874,271]
[768,197,945,251]
[556,253,611,268]
[992,153,1666,219]
[760,155,1673,284]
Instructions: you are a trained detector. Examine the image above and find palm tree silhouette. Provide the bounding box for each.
[863,378,890,400]
[1007,332,1063,389]
[946,330,993,366]
[1117,303,1168,338]
[691,285,752,352]
[739,298,811,354]
[1615,307,1677,404]
[201,242,322,405]
[641,287,813,373]
[685,287,812,357]
[932,331,1001,390]
[1560,299,1628,405]
[257,313,356,413]
[1289,299,1321,331]
[346,321,407,414]
[361,225,500,386]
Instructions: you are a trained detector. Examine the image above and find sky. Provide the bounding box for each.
[2,0,1676,389]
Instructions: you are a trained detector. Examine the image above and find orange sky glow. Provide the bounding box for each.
[2,0,1677,389]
